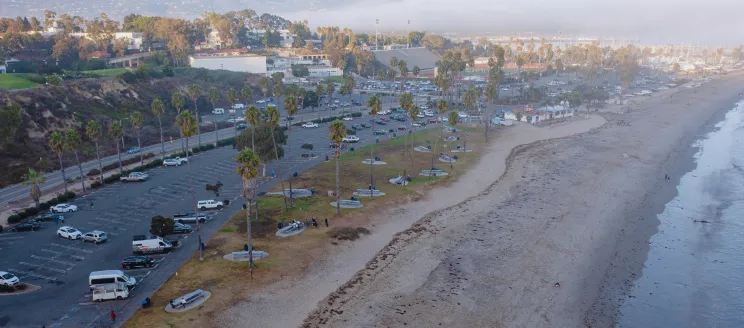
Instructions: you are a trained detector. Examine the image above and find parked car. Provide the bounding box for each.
[163,157,187,166]
[342,136,360,143]
[82,230,108,244]
[127,147,140,154]
[197,200,224,211]
[397,125,407,131]
[212,108,225,115]
[373,129,387,135]
[173,212,207,224]
[351,100,362,106]
[428,118,440,123]
[351,124,361,130]
[33,211,64,222]
[392,116,406,122]
[92,283,129,302]
[360,123,372,128]
[171,223,193,234]
[120,172,148,182]
[375,120,386,125]
[10,221,41,232]
[0,271,20,286]
[342,116,353,121]
[302,122,319,128]
[285,116,295,121]
[51,203,78,213]
[380,117,391,122]
[235,123,248,130]
[57,226,82,240]
[121,256,155,269]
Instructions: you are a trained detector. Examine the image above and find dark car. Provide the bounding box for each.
[235,123,248,130]
[392,115,406,122]
[375,120,386,125]
[10,221,41,232]
[351,124,361,130]
[285,116,295,121]
[360,123,372,128]
[172,223,193,234]
[351,100,362,106]
[33,211,64,222]
[121,256,155,269]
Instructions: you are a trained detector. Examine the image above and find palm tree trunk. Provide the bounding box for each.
[185,137,203,261]
[194,103,202,147]
[137,133,143,166]
[370,121,375,189]
[214,122,219,146]
[253,179,258,225]
[251,126,255,151]
[116,142,123,174]
[245,181,253,273]
[270,130,289,212]
[95,143,104,185]
[180,130,185,154]
[410,124,415,177]
[335,143,341,216]
[74,151,86,193]
[157,116,165,160]
[57,154,68,193]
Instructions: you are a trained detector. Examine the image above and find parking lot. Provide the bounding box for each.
[0,111,439,327]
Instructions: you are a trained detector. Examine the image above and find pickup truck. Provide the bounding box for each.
[172,212,207,224]
[120,172,148,182]
[196,200,223,211]
[163,157,187,166]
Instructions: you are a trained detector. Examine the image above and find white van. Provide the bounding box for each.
[232,103,245,109]
[89,270,136,289]
[132,236,173,254]
[212,108,225,115]
[92,283,130,302]
[0,271,19,286]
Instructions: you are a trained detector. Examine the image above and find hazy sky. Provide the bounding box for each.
[280,0,744,45]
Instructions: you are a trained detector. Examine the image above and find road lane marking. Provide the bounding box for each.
[50,243,95,253]
[19,261,67,273]
[30,255,77,267]
[40,248,86,260]
[8,269,58,281]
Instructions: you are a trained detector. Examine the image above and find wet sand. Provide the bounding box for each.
[217,111,606,327]
[296,72,744,328]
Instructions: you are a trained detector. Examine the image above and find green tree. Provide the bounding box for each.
[130,111,144,166]
[241,85,253,105]
[328,120,347,216]
[236,147,261,273]
[207,87,221,144]
[0,100,22,147]
[315,84,325,109]
[48,131,68,193]
[64,129,86,193]
[258,76,270,109]
[176,111,204,260]
[265,107,289,212]
[150,215,175,237]
[398,60,408,78]
[22,169,45,208]
[399,93,414,170]
[515,55,525,80]
[227,87,239,138]
[412,65,421,78]
[171,91,185,152]
[448,111,459,127]
[85,120,105,185]
[151,98,166,159]
[187,84,203,147]
[109,121,124,174]
[366,95,382,188]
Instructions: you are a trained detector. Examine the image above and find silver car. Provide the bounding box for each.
[82,230,108,244]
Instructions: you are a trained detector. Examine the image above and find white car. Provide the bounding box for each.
[227,117,245,123]
[501,87,509,91]
[302,122,319,128]
[342,136,360,143]
[197,200,224,211]
[0,271,20,286]
[457,112,469,119]
[163,157,187,166]
[57,226,82,240]
[342,117,353,121]
[51,203,78,213]
[255,99,265,104]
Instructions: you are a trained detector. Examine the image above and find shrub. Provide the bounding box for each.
[0,225,3,233]
[87,169,100,177]
[301,143,313,150]
[327,227,371,241]
[217,137,236,147]
[39,202,51,210]
[56,194,68,203]
[351,112,362,117]
[91,181,102,189]
[7,214,22,224]
[22,207,39,217]
[66,191,76,199]
[118,71,137,83]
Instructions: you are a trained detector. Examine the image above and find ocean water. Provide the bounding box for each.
[617,100,744,327]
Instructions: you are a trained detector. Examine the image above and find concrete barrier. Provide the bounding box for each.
[419,169,449,177]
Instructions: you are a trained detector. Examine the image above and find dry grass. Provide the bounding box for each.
[123,124,485,328]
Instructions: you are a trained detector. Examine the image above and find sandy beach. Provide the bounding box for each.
[216,72,744,328]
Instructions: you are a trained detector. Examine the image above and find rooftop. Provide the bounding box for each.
[374,47,440,72]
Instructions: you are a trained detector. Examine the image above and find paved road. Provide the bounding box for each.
[0,112,442,327]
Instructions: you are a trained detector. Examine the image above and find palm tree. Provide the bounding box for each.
[412,65,421,78]
[408,105,420,178]
[187,84,202,147]
[399,60,409,79]
[389,56,399,93]
[172,91,185,152]
[176,111,204,260]
[431,100,448,171]
[366,95,381,188]
[315,84,325,110]
[265,107,289,212]
[236,147,261,274]
[22,169,45,208]
[109,121,124,174]
[227,87,239,139]
[130,111,144,166]
[283,96,298,130]
[48,131,68,193]
[399,93,414,175]
[328,120,347,216]
[64,129,86,193]
[258,76,269,109]
[86,121,105,185]
[207,87,221,145]
[245,106,260,151]
[151,98,166,159]
[241,85,253,106]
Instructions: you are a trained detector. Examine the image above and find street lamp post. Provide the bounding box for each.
[375,19,379,51]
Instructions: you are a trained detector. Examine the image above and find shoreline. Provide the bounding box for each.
[217,113,607,327]
[287,72,744,328]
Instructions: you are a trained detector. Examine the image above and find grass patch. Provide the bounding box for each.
[124,122,486,328]
[322,76,345,83]
[0,74,39,89]
[77,68,128,77]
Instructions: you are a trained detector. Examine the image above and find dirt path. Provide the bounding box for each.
[216,114,606,327]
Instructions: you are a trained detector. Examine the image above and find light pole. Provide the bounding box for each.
[407,20,410,49]
[119,118,129,150]
[375,19,379,50]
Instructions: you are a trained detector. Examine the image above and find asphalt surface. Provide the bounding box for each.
[0,111,441,327]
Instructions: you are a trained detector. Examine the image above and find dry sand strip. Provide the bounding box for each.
[216,115,606,327]
[298,73,744,328]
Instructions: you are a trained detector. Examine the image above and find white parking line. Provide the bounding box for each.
[8,269,57,281]
[40,248,85,260]
[91,217,133,225]
[30,255,77,267]
[0,236,25,241]
[50,243,95,254]
[19,262,67,273]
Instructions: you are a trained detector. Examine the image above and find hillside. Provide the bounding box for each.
[0,69,257,188]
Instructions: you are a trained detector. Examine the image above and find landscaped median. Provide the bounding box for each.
[124,123,487,328]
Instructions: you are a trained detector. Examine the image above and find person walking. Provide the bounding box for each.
[324,218,329,227]
[109,310,116,323]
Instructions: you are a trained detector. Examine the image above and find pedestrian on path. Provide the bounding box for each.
[324,218,329,227]
[110,310,116,323]
[271,169,276,178]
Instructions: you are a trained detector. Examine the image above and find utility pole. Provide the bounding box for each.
[375,19,379,50]
[407,20,410,48]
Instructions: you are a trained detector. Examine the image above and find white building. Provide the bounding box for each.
[67,31,144,50]
[270,54,342,77]
[189,52,267,75]
[308,66,342,77]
